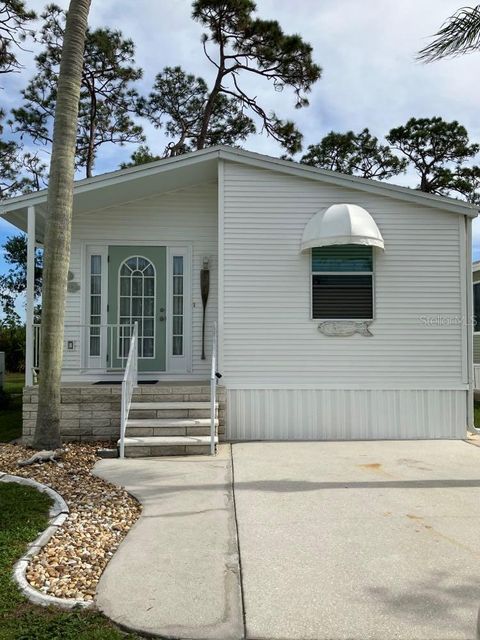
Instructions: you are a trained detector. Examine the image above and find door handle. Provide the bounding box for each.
[159,316,165,322]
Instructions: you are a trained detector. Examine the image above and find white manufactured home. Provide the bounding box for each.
[1,146,477,454]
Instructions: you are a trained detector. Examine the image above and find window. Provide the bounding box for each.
[172,256,184,356]
[474,282,480,333]
[118,256,156,358]
[89,255,102,356]
[311,245,373,320]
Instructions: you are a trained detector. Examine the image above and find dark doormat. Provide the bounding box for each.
[93,380,158,385]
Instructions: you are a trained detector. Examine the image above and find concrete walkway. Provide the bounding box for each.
[95,440,480,640]
[94,445,243,639]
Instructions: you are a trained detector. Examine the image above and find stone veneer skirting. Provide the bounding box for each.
[22,384,226,445]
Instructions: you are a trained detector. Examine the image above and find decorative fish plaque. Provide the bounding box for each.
[67,270,80,293]
[318,321,373,337]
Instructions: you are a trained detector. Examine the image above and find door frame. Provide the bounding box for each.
[82,241,192,374]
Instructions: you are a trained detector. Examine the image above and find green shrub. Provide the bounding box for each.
[0,324,25,373]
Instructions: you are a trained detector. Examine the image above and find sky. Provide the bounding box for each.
[2,0,480,316]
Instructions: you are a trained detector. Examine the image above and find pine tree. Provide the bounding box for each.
[0,0,36,74]
[11,3,144,178]
[138,66,255,156]
[387,117,480,195]
[140,0,321,156]
[301,129,406,180]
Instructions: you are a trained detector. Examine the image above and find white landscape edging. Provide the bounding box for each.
[0,472,94,609]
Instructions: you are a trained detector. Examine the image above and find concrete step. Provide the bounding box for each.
[132,384,210,395]
[125,417,218,438]
[122,435,217,446]
[131,393,211,403]
[126,418,218,428]
[130,401,215,410]
[126,427,212,437]
[120,435,218,458]
[129,409,212,420]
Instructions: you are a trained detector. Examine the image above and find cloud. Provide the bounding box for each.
[14,0,480,158]
[1,0,479,260]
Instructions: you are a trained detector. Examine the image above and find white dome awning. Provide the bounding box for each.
[300,203,385,252]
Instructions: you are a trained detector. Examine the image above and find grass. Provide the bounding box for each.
[4,373,25,396]
[0,482,141,640]
[0,373,24,443]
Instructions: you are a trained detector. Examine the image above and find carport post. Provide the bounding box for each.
[25,205,36,387]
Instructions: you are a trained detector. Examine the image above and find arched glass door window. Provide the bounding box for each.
[118,256,156,358]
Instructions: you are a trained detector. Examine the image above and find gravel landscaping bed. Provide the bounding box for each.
[0,442,141,602]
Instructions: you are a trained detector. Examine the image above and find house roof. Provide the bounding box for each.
[1,145,477,242]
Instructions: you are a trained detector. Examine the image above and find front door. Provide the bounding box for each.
[107,246,166,372]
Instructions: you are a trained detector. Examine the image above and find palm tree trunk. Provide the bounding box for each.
[33,0,91,450]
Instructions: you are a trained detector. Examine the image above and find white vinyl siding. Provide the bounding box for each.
[62,181,217,376]
[221,161,464,388]
[63,240,83,370]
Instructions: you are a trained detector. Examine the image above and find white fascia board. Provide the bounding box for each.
[0,193,47,211]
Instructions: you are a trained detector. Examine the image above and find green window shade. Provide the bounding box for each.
[312,245,373,272]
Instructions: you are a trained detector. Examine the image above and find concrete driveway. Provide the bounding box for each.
[95,441,480,640]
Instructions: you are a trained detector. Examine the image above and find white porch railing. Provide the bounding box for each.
[32,323,136,375]
[210,321,220,455]
[119,321,138,459]
[33,324,41,381]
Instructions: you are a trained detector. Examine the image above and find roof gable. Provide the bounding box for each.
[1,145,477,225]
